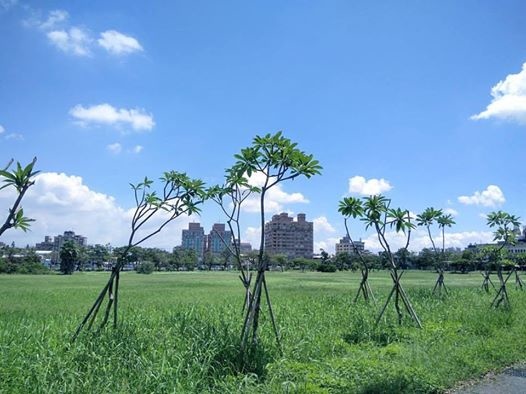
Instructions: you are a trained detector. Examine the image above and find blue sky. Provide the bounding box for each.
[1,0,525,253]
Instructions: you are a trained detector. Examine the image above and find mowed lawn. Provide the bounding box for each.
[1,270,525,393]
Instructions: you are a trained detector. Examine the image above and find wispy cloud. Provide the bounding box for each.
[47,27,92,56]
[26,8,142,58]
[0,0,18,11]
[458,185,505,207]
[70,103,155,131]
[471,62,526,124]
[106,142,122,154]
[130,145,143,154]
[0,124,23,141]
[348,175,392,196]
[39,9,69,30]
[98,30,143,55]
[5,133,24,141]
[444,207,458,217]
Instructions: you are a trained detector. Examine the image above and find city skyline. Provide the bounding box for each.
[1,2,525,254]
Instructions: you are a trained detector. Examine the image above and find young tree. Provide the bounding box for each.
[220,247,233,270]
[72,171,206,341]
[271,253,289,272]
[338,197,375,302]
[208,166,260,309]
[59,240,78,275]
[333,251,352,271]
[230,132,321,352]
[0,157,39,237]
[87,244,110,270]
[486,210,521,308]
[416,207,455,295]
[350,195,421,327]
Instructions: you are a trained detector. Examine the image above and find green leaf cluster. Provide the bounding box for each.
[0,157,39,236]
[487,210,521,246]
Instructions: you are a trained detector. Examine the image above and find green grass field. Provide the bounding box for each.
[1,270,525,393]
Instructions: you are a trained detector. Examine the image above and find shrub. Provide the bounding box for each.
[316,263,337,273]
[137,261,155,274]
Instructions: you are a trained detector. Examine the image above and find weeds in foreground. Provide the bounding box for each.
[2,273,526,393]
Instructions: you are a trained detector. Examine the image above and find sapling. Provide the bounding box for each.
[232,132,321,352]
[207,167,260,312]
[486,210,520,308]
[416,207,455,295]
[338,197,375,302]
[72,171,206,341]
[359,195,421,327]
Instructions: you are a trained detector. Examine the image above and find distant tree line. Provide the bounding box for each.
[3,242,526,275]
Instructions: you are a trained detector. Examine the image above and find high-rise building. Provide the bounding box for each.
[181,223,206,259]
[264,212,313,259]
[35,236,54,251]
[54,231,87,251]
[335,235,365,255]
[207,223,232,255]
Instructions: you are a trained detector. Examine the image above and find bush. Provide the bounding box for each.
[316,263,337,273]
[137,261,155,274]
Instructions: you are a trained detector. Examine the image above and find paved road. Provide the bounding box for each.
[453,364,526,394]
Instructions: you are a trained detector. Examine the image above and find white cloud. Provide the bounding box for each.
[315,237,340,255]
[0,125,23,140]
[70,103,155,131]
[240,172,309,213]
[5,132,23,141]
[107,143,122,154]
[313,216,336,234]
[444,208,458,217]
[39,9,69,30]
[458,185,505,207]
[313,216,338,254]
[27,10,143,59]
[471,62,526,124]
[98,30,143,55]
[47,27,92,56]
[348,176,392,196]
[0,172,197,249]
[244,226,261,250]
[131,145,143,154]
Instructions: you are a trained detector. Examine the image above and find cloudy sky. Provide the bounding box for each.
[1,1,525,253]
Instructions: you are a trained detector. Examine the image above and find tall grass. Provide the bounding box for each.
[1,271,525,393]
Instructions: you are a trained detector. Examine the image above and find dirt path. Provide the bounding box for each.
[451,363,526,393]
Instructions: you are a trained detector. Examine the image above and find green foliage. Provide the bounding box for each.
[292,258,318,271]
[172,247,197,271]
[59,241,78,275]
[0,250,50,274]
[232,131,322,184]
[0,157,39,236]
[128,172,206,248]
[136,261,155,274]
[416,207,456,271]
[316,263,337,272]
[339,194,414,268]
[333,252,352,270]
[487,210,521,247]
